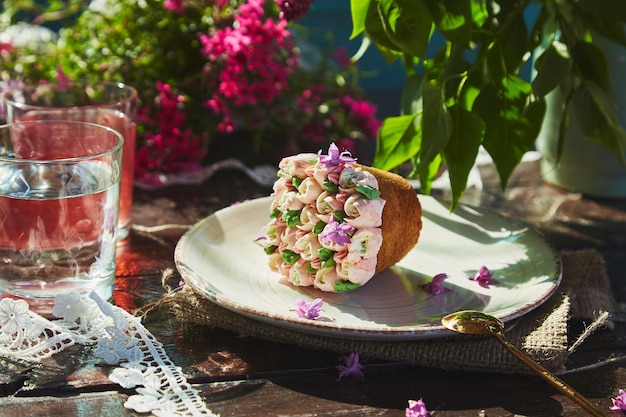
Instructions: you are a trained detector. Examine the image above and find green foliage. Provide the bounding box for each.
[351,0,626,208]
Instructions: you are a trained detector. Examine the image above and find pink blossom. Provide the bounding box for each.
[406,399,430,417]
[163,0,184,13]
[0,41,13,53]
[336,352,365,381]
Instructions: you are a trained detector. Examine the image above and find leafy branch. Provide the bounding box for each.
[350,0,626,208]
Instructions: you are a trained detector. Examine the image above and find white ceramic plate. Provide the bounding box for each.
[174,196,561,341]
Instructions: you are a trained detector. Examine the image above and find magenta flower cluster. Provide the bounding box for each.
[201,0,297,134]
[135,81,206,185]
[145,0,380,174]
[1,0,381,181]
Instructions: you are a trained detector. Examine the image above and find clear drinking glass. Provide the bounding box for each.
[0,120,123,315]
[3,81,138,241]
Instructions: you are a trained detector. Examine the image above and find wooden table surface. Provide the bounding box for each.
[1,157,625,417]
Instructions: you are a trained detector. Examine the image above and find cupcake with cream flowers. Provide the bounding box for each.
[263,143,422,292]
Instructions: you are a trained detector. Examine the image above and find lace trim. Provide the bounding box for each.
[0,292,219,417]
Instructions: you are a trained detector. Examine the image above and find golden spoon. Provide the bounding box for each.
[441,310,606,417]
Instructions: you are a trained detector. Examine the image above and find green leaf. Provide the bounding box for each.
[532,41,572,97]
[486,10,528,79]
[356,184,382,199]
[578,0,626,23]
[571,81,626,165]
[443,105,485,209]
[350,0,371,39]
[377,0,433,59]
[365,0,405,53]
[578,14,626,48]
[373,114,420,171]
[423,0,472,46]
[473,77,546,188]
[418,81,452,173]
[400,72,425,116]
[570,41,612,94]
[417,153,442,195]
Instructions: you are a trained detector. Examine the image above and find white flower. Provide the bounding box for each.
[0,298,31,335]
[52,292,87,322]
[95,334,144,365]
[124,393,161,413]
[109,367,145,389]
[95,339,122,365]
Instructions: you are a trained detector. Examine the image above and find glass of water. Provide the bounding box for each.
[0,120,123,315]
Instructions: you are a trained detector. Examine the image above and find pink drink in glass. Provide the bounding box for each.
[3,82,138,241]
[0,121,123,314]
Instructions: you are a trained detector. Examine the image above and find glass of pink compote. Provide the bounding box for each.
[3,81,138,242]
[0,120,123,315]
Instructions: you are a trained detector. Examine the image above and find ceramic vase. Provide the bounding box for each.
[535,37,626,198]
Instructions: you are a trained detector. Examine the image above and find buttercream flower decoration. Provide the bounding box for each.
[294,298,323,320]
[406,398,430,417]
[611,389,626,411]
[336,352,365,381]
[0,298,32,335]
[423,273,450,295]
[318,143,356,169]
[469,265,493,287]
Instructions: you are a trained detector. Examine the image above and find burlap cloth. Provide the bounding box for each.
[158,249,617,374]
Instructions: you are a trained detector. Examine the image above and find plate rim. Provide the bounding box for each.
[174,195,563,341]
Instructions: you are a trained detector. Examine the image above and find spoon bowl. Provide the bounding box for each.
[442,310,606,417]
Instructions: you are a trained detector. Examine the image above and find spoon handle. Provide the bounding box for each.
[493,332,607,417]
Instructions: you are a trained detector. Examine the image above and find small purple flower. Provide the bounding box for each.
[423,273,449,295]
[320,216,355,247]
[611,389,626,411]
[469,265,493,287]
[336,352,365,381]
[318,143,355,169]
[294,298,323,320]
[406,398,430,417]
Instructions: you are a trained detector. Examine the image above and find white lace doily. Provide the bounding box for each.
[0,292,219,417]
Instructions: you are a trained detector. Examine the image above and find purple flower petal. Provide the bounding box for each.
[318,143,355,169]
[405,398,430,417]
[610,389,626,411]
[423,273,449,295]
[294,298,323,320]
[469,265,493,287]
[320,216,355,247]
[336,352,365,380]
